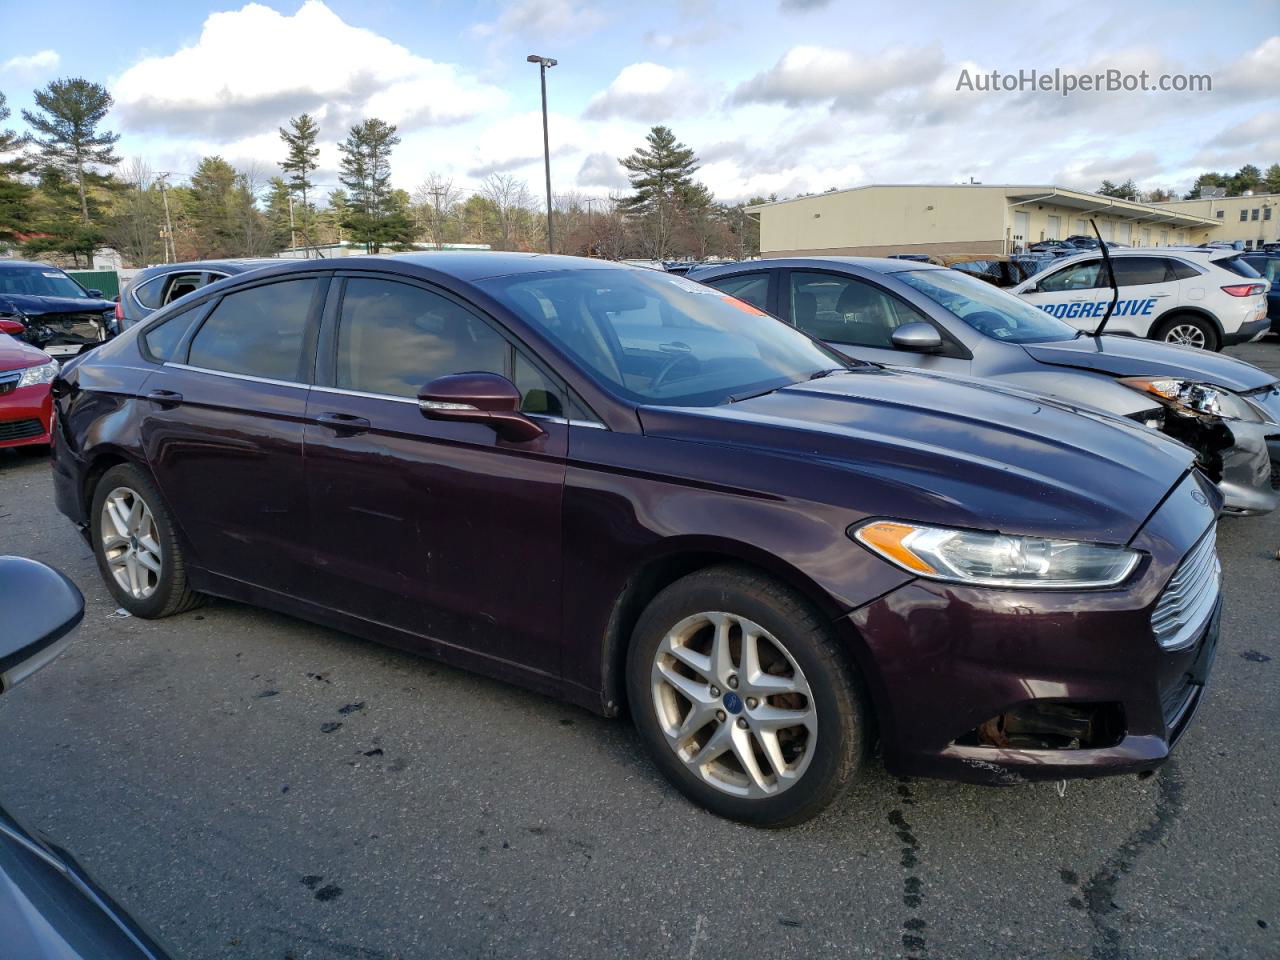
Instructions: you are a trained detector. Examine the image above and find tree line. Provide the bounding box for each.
[0,77,760,268]
[1096,163,1280,204]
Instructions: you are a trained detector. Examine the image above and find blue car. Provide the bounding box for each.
[1242,253,1280,335]
[0,261,118,360]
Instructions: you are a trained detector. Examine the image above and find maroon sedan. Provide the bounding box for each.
[0,319,56,449]
[49,255,1221,826]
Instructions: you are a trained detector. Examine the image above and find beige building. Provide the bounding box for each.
[1147,192,1279,249]
[747,184,1228,258]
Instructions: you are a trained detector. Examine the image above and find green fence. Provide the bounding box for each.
[66,270,121,299]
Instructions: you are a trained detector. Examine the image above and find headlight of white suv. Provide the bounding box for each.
[16,362,57,388]
[1119,377,1267,423]
[853,520,1140,589]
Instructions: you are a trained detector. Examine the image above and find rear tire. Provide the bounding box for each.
[626,565,865,827]
[90,463,203,618]
[1153,314,1219,352]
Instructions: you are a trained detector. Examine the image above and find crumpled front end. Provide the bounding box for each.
[846,471,1223,786]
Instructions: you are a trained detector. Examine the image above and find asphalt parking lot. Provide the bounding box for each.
[1,342,1278,960]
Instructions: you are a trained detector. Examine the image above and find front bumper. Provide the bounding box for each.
[0,383,52,449]
[847,472,1221,786]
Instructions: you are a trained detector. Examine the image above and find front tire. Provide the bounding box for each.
[1154,314,1219,351]
[626,566,865,827]
[90,463,203,618]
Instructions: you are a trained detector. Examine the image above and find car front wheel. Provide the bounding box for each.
[90,463,203,618]
[627,566,865,827]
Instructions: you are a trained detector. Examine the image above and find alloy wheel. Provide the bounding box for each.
[1163,324,1207,349]
[650,611,817,798]
[100,486,162,600]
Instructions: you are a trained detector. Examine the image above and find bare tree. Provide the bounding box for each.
[105,157,164,267]
[480,173,534,250]
[412,173,460,249]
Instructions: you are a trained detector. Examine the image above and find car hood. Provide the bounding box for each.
[0,335,52,372]
[0,293,115,317]
[1022,335,1276,390]
[638,368,1195,544]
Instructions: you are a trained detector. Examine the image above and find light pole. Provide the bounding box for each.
[527,54,557,254]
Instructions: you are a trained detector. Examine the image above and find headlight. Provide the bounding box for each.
[16,362,57,388]
[1119,377,1264,422]
[853,520,1140,589]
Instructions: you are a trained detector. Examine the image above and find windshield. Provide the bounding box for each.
[478,267,851,406]
[897,268,1079,343]
[0,266,91,299]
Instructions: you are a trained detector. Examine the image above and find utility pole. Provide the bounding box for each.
[156,173,176,264]
[527,54,557,254]
[288,193,298,254]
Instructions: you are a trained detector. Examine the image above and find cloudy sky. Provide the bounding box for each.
[1,0,1276,203]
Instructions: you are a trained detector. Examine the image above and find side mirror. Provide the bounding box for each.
[891,322,945,353]
[86,289,103,298]
[0,557,84,694]
[418,372,546,443]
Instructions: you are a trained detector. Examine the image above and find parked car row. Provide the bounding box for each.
[47,252,1235,827]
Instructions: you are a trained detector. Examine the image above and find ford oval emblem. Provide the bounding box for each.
[1191,489,1208,506]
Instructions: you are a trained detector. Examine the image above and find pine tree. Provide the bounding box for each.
[22,78,120,225]
[0,90,34,245]
[337,118,413,252]
[186,156,240,258]
[279,113,320,246]
[619,126,706,258]
[1264,164,1280,195]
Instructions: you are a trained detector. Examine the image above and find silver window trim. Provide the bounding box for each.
[164,361,307,390]
[310,384,606,428]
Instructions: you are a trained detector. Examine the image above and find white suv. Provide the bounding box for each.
[1010,248,1270,351]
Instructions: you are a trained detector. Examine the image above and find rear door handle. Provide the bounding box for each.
[316,411,371,434]
[145,389,183,406]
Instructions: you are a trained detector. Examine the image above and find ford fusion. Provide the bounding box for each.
[50,254,1221,826]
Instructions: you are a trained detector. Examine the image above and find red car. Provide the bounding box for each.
[0,319,57,449]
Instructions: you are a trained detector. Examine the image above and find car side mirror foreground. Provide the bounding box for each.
[0,319,24,336]
[418,372,546,443]
[0,557,84,695]
[891,322,945,354]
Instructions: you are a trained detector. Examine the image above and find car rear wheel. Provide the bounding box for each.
[1154,314,1219,352]
[91,463,203,618]
[626,566,865,827]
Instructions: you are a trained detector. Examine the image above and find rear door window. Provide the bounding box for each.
[187,278,320,381]
[1110,257,1174,286]
[704,273,770,312]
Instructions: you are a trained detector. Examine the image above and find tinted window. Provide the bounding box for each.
[789,272,927,347]
[141,305,204,362]
[133,275,167,309]
[478,269,849,407]
[1110,257,1172,286]
[705,273,769,311]
[898,269,1078,344]
[187,278,319,381]
[514,351,564,416]
[1037,260,1101,292]
[336,278,508,399]
[1168,260,1202,280]
[1215,256,1263,279]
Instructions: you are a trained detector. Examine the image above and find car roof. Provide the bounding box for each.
[0,259,73,270]
[696,256,947,277]
[133,258,281,280]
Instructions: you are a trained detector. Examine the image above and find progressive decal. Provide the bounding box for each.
[1038,298,1158,320]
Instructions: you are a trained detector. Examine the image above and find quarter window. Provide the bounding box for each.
[705,273,769,311]
[788,272,927,347]
[132,275,167,309]
[187,278,319,381]
[141,304,205,362]
[1036,260,1101,292]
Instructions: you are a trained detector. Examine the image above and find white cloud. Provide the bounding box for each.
[732,45,946,110]
[583,63,697,121]
[472,0,605,38]
[1218,36,1280,99]
[577,151,629,190]
[112,1,506,140]
[2,50,60,74]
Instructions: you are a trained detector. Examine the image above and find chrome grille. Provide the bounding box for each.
[1151,527,1220,651]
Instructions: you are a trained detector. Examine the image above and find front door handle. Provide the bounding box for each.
[316,411,371,434]
[146,389,183,407]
